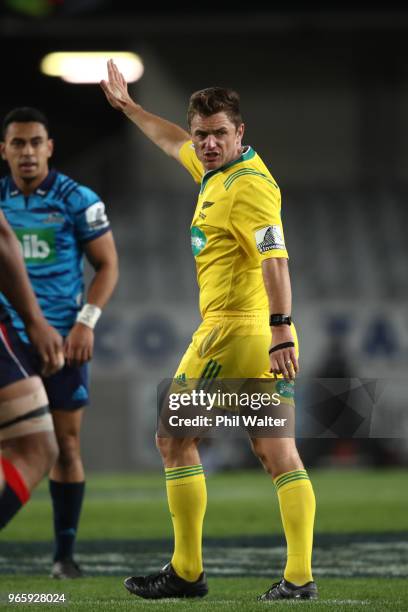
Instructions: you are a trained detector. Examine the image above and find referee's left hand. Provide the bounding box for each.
[269,326,298,380]
[64,323,94,368]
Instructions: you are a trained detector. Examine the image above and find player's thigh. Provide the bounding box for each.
[0,377,54,442]
[174,317,259,381]
[0,330,55,443]
[0,320,52,435]
[0,320,40,392]
[0,371,57,485]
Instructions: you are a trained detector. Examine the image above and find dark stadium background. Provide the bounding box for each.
[1,2,407,471]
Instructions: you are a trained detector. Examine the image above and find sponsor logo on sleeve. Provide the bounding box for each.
[85,201,109,231]
[191,226,207,256]
[255,225,285,253]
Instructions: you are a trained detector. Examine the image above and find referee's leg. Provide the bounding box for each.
[251,434,316,586]
[156,434,207,583]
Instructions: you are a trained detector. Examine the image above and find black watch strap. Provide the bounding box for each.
[269,314,292,327]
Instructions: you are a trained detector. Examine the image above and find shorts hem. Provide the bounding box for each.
[50,401,89,412]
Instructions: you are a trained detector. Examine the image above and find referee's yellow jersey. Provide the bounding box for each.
[179,141,288,318]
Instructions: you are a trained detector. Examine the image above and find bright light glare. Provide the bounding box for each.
[40,52,144,84]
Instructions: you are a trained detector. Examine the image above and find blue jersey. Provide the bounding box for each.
[0,169,110,340]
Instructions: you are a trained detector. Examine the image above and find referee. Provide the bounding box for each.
[101,59,317,602]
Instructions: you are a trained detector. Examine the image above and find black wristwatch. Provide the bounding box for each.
[269,314,292,327]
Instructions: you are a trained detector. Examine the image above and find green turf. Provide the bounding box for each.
[0,469,407,610]
[1,469,407,541]
[0,577,407,612]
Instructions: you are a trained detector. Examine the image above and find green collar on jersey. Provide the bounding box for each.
[200,146,256,193]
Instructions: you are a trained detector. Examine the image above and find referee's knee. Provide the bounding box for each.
[155,435,197,464]
[250,437,302,478]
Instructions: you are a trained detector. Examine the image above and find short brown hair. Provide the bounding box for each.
[187,87,243,130]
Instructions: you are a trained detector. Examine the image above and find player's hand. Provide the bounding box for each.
[269,326,299,381]
[64,323,94,368]
[100,59,135,112]
[25,318,64,377]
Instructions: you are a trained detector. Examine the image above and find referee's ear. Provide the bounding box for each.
[237,122,245,142]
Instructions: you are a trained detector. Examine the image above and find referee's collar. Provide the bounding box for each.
[9,169,58,197]
[200,146,255,193]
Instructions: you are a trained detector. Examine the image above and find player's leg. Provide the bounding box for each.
[124,320,224,599]
[155,318,229,585]
[124,431,208,598]
[240,318,317,598]
[250,434,316,593]
[0,376,58,529]
[156,434,206,582]
[43,363,88,579]
[49,408,85,577]
[124,431,208,599]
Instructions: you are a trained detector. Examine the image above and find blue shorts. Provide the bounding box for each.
[0,319,89,411]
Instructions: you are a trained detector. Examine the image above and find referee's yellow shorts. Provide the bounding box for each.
[174,311,299,381]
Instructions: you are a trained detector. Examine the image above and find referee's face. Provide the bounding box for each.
[190,112,244,171]
[1,122,53,188]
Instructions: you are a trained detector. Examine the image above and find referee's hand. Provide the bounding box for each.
[100,59,134,113]
[269,326,298,380]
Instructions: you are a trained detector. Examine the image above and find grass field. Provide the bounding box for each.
[1,469,407,611]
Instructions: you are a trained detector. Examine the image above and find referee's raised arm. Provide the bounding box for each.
[100,59,190,161]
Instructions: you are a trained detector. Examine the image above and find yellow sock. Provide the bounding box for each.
[274,469,315,586]
[165,464,207,582]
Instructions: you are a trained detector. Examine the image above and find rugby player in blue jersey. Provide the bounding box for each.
[0,107,119,578]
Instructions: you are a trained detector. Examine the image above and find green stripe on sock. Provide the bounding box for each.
[166,468,204,481]
[275,469,307,483]
[166,472,204,481]
[275,470,308,488]
[165,465,203,476]
[275,473,310,491]
[165,465,204,480]
[165,467,203,477]
[276,475,310,490]
[275,470,308,487]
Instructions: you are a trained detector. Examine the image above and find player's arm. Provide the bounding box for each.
[64,231,119,367]
[262,257,298,380]
[0,210,63,376]
[100,59,190,161]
